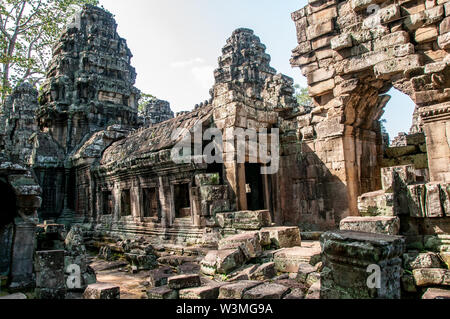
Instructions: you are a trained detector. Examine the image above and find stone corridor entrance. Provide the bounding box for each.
[0,180,16,280]
[245,163,266,211]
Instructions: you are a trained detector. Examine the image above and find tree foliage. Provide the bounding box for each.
[138,92,156,112]
[294,84,312,107]
[0,0,99,102]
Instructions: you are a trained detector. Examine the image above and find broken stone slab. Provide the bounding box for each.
[83,283,120,299]
[147,286,179,299]
[218,281,263,299]
[168,274,201,290]
[260,227,302,248]
[200,248,246,276]
[320,231,405,299]
[357,190,395,216]
[179,284,224,299]
[413,268,450,286]
[422,288,450,299]
[339,216,401,235]
[242,283,291,299]
[403,252,445,270]
[218,232,262,259]
[274,246,321,273]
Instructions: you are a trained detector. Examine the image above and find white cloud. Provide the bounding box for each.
[191,65,215,89]
[170,57,205,68]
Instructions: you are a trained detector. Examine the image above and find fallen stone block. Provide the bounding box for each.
[179,284,222,299]
[249,262,277,281]
[232,210,272,230]
[274,246,321,273]
[228,265,259,282]
[149,267,173,287]
[422,288,450,299]
[168,274,201,290]
[216,249,246,274]
[218,281,262,299]
[413,268,450,286]
[357,190,394,216]
[83,283,120,299]
[218,232,262,259]
[403,252,444,270]
[242,283,291,299]
[260,227,301,248]
[200,250,220,276]
[147,286,178,299]
[339,216,401,235]
[321,231,405,299]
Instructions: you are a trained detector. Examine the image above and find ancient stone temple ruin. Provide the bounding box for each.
[0,2,449,300]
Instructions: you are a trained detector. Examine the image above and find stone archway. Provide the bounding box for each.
[291,0,450,217]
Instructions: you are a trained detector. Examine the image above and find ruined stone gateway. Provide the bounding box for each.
[0,2,449,300]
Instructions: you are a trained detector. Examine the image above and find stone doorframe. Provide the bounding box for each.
[0,162,42,289]
[291,0,450,216]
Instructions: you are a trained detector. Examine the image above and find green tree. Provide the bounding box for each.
[294,84,313,107]
[0,0,99,103]
[138,92,156,112]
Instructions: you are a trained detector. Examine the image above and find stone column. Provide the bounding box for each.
[320,230,405,299]
[420,102,450,183]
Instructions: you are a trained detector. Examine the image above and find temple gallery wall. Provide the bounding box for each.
[0,1,449,300]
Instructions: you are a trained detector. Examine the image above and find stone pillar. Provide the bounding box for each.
[9,219,37,289]
[158,176,172,228]
[34,250,65,299]
[420,102,450,183]
[320,230,405,299]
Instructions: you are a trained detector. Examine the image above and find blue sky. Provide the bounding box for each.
[98,0,415,140]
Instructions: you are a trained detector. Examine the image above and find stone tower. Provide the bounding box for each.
[37,5,140,154]
[214,28,277,87]
[1,83,39,165]
[139,99,174,126]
